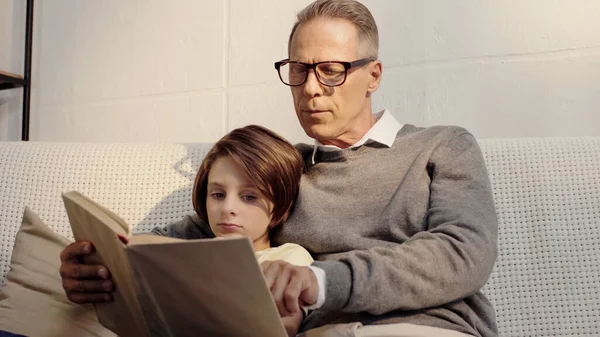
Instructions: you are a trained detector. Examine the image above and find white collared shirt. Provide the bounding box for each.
[304,109,403,311]
[311,109,403,165]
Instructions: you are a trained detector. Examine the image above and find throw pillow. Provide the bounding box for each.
[0,207,115,337]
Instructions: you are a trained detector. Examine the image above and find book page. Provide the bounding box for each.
[62,191,148,337]
[129,233,183,245]
[126,237,288,337]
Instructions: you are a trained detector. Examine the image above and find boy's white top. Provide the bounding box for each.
[255,243,314,266]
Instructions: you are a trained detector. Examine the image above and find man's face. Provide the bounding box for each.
[289,18,381,147]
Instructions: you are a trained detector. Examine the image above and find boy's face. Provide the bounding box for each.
[206,156,274,251]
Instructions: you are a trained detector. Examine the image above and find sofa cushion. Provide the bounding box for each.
[0,207,115,337]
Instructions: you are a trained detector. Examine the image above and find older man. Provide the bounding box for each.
[59,1,498,336]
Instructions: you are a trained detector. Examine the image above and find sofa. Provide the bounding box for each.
[0,138,599,336]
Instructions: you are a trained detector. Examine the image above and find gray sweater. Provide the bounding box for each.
[152,124,498,337]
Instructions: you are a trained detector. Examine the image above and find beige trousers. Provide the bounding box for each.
[298,323,474,337]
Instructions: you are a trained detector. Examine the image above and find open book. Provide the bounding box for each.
[62,191,288,337]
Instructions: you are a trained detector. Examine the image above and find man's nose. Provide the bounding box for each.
[303,69,324,97]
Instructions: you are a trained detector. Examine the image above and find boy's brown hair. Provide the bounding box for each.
[192,125,304,229]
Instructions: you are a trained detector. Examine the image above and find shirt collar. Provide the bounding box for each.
[311,109,403,164]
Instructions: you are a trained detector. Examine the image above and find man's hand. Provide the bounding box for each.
[261,260,319,317]
[282,309,304,337]
[59,241,114,304]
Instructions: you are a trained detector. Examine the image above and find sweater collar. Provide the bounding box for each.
[311,109,403,165]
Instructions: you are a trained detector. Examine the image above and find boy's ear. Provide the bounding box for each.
[280,210,290,224]
[269,210,290,229]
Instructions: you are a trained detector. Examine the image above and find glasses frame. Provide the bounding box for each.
[274,58,375,87]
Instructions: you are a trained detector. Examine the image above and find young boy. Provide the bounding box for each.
[191,125,312,336]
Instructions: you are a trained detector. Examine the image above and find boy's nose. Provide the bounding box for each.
[221,196,238,215]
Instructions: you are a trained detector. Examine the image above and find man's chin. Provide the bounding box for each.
[302,124,334,141]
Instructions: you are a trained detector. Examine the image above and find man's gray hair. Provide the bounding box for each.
[288,0,379,59]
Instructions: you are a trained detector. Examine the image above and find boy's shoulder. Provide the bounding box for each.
[256,243,313,266]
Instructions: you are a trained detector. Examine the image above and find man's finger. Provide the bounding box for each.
[59,263,110,280]
[260,260,272,275]
[63,278,114,293]
[284,270,304,314]
[299,268,319,307]
[60,241,93,262]
[261,261,293,316]
[66,292,113,304]
[261,260,280,289]
[272,266,294,316]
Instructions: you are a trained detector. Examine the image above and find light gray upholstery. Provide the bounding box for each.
[1,138,599,336]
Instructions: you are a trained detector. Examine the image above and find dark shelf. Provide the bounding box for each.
[2,0,33,141]
[0,71,26,90]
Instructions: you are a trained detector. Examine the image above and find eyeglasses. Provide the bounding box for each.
[274,58,375,87]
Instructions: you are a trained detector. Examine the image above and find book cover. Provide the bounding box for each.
[62,191,287,337]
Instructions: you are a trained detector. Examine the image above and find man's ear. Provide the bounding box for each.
[367,60,383,93]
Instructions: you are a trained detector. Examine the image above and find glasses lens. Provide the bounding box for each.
[316,62,346,86]
[278,62,307,86]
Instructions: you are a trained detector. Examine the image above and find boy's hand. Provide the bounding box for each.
[59,241,114,304]
[260,260,319,317]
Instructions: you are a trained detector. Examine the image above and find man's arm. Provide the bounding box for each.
[314,131,498,314]
[61,213,211,304]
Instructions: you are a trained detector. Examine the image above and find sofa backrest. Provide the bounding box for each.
[478,138,600,336]
[1,138,599,336]
[0,142,213,276]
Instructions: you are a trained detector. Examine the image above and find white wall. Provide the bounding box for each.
[1,0,599,143]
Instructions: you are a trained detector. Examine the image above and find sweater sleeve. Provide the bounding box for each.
[149,213,215,239]
[312,131,498,314]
